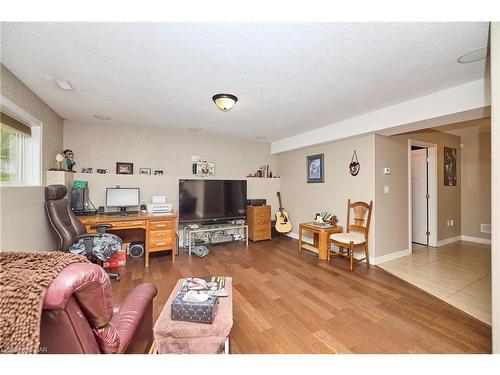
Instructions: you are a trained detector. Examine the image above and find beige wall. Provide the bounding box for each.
[275,134,376,256]
[375,129,462,257]
[72,173,281,218]
[447,118,491,239]
[0,64,64,250]
[0,187,59,250]
[1,64,64,177]
[64,120,276,178]
[64,120,278,213]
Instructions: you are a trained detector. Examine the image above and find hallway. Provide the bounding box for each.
[378,241,491,324]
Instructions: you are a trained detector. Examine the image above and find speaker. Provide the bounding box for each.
[71,187,89,211]
[98,206,105,214]
[129,241,145,258]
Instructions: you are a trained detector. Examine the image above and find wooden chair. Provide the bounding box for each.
[328,199,373,271]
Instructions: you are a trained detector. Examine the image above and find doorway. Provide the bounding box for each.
[408,139,438,250]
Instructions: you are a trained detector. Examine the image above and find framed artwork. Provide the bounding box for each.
[195,161,215,177]
[96,168,108,174]
[444,147,457,186]
[139,168,151,175]
[154,170,164,176]
[81,167,93,174]
[306,154,324,183]
[116,162,133,175]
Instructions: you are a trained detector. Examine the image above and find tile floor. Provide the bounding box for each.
[378,241,491,325]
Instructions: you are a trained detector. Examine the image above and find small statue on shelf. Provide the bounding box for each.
[314,213,324,223]
[63,149,76,172]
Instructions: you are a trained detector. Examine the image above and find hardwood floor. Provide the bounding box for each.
[111,237,492,353]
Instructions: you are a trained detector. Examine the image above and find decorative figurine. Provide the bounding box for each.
[63,149,76,172]
[314,213,324,223]
[54,153,65,170]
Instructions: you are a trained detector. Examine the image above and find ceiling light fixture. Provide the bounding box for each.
[256,136,266,140]
[55,79,73,91]
[94,115,111,120]
[188,127,202,132]
[457,46,488,63]
[212,94,238,112]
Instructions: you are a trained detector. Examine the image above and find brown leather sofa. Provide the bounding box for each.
[40,262,157,353]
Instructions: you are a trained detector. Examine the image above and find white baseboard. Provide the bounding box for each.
[437,236,462,246]
[372,248,411,265]
[460,235,491,245]
[436,235,491,246]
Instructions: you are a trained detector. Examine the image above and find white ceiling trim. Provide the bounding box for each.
[271,78,491,154]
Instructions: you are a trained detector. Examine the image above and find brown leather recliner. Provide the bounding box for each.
[40,262,157,353]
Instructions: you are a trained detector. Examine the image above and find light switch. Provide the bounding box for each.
[384,185,390,194]
[191,155,199,162]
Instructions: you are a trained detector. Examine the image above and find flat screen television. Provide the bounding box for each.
[179,179,247,223]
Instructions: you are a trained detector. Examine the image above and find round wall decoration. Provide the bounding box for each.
[349,150,360,176]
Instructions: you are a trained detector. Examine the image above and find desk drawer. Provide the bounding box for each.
[149,238,174,249]
[254,227,271,236]
[149,220,174,230]
[110,220,146,229]
[149,229,174,242]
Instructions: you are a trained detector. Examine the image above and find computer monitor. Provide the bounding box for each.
[106,187,140,215]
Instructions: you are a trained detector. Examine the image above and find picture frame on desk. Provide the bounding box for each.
[116,162,133,175]
[139,167,151,175]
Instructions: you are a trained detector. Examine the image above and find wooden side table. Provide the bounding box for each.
[298,222,342,260]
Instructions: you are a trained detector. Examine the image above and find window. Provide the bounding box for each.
[0,111,41,186]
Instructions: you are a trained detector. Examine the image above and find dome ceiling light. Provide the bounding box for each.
[212,94,238,112]
[457,46,488,63]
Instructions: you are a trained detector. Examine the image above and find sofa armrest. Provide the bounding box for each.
[111,283,157,353]
[44,263,114,328]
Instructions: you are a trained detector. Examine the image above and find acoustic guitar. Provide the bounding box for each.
[275,192,292,233]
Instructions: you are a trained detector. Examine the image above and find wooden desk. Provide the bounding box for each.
[298,222,342,260]
[79,212,177,267]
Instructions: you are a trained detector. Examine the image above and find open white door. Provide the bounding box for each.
[411,148,428,245]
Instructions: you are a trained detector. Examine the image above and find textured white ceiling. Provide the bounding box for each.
[0,22,489,141]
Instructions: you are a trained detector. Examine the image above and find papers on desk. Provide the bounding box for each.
[152,195,166,204]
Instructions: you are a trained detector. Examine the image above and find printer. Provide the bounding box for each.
[147,203,173,215]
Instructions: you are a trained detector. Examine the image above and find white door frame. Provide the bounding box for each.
[490,22,499,354]
[408,139,438,251]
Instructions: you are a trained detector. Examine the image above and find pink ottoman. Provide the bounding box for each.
[154,277,233,354]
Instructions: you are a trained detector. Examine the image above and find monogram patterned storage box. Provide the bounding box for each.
[171,293,219,324]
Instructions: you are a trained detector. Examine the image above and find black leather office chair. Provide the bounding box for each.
[45,184,121,281]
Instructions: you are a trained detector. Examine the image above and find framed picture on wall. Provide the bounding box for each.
[306,154,324,183]
[139,167,151,175]
[444,147,457,186]
[116,162,134,175]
